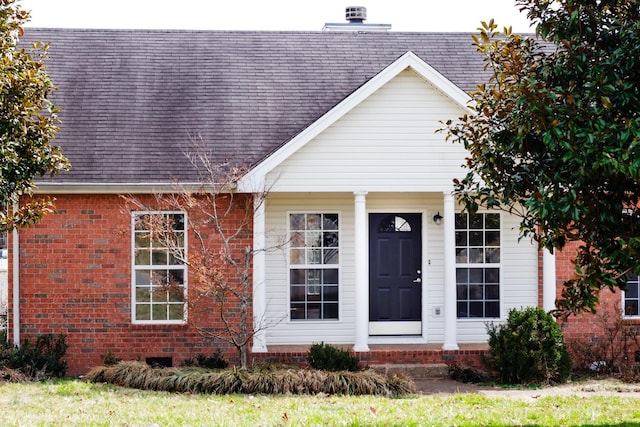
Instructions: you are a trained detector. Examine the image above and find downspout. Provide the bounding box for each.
[542,248,556,312]
[12,202,19,346]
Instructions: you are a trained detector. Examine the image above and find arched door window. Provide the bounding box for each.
[377,215,412,233]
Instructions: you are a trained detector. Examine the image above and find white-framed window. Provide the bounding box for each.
[132,211,187,324]
[288,213,339,320]
[624,274,640,317]
[455,212,501,319]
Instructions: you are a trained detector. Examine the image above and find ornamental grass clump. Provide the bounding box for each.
[85,361,416,396]
[486,307,572,384]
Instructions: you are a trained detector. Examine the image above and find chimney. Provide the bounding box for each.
[322,6,391,32]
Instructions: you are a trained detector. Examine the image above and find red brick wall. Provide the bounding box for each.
[538,249,544,307]
[14,194,637,375]
[555,241,640,369]
[251,347,490,371]
[555,241,615,340]
[8,193,253,376]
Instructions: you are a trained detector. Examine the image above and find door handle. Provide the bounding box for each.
[413,278,422,283]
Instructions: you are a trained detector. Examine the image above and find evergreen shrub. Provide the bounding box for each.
[307,342,361,372]
[181,350,228,369]
[486,307,571,384]
[0,333,68,378]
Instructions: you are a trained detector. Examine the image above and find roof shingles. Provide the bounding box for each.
[23,29,489,185]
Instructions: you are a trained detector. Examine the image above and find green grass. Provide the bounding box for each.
[1,379,640,426]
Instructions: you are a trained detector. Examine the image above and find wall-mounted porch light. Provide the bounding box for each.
[433,212,443,225]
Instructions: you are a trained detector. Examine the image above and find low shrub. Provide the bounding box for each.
[181,350,228,369]
[486,307,571,384]
[307,342,360,372]
[101,350,123,366]
[567,305,640,376]
[85,361,416,396]
[0,333,68,379]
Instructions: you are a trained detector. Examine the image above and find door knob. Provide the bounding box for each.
[414,269,422,283]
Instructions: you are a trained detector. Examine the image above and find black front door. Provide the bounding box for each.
[369,213,422,335]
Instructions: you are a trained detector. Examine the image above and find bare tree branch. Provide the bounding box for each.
[121,135,285,368]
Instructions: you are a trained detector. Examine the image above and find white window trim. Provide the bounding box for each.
[286,211,342,322]
[131,210,188,325]
[455,211,502,321]
[622,276,640,319]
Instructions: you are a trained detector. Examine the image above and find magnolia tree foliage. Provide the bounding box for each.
[445,0,640,315]
[0,0,69,230]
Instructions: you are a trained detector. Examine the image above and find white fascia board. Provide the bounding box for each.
[237,51,473,192]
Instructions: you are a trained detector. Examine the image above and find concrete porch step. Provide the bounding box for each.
[369,363,449,380]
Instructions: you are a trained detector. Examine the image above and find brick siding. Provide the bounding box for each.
[11,193,637,375]
[555,241,640,369]
[8,194,253,375]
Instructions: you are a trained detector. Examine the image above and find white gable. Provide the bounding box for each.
[268,68,470,192]
[238,52,473,193]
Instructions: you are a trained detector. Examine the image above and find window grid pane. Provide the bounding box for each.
[289,213,340,320]
[455,212,500,319]
[625,275,640,316]
[133,212,187,323]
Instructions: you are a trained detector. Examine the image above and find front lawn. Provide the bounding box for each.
[0,379,639,426]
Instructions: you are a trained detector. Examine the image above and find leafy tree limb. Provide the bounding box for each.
[0,0,69,230]
[444,0,640,315]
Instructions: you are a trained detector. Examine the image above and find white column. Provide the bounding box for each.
[353,191,369,352]
[542,248,556,312]
[251,196,267,352]
[442,193,459,350]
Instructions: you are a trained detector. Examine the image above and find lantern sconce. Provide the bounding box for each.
[433,212,443,225]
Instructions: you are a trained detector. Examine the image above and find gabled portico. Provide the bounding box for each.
[243,50,552,355]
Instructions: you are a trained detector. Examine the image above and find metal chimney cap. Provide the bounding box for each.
[323,6,390,32]
[345,6,367,23]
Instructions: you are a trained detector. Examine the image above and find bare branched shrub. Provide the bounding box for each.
[122,138,283,369]
[0,368,31,383]
[568,305,640,376]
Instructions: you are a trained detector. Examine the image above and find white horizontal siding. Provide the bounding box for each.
[268,69,469,193]
[0,258,6,316]
[264,192,447,346]
[264,193,356,345]
[262,196,538,347]
[456,212,539,343]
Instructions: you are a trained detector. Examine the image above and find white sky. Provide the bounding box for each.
[20,0,534,32]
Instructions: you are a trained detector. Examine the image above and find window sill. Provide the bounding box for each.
[130,322,188,329]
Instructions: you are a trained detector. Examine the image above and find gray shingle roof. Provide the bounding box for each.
[23,28,490,185]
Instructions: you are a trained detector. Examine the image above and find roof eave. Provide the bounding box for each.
[33,182,238,194]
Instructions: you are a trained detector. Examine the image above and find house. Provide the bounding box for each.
[5,21,617,376]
